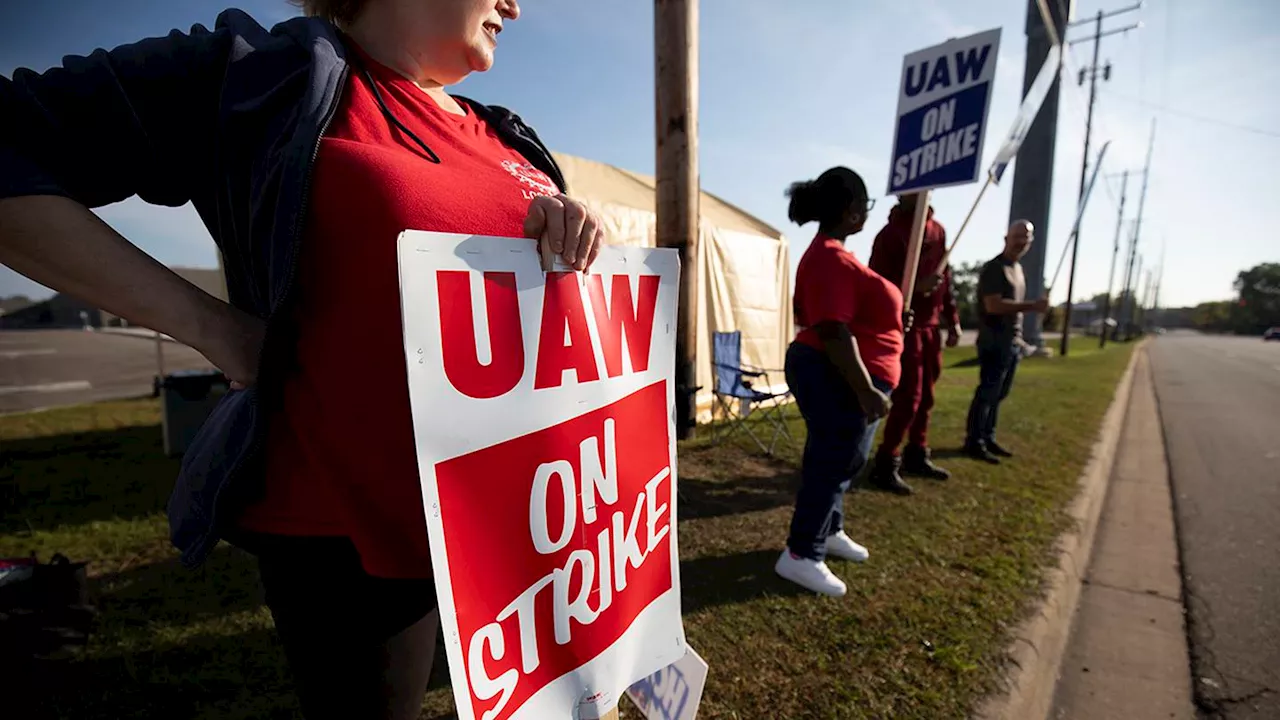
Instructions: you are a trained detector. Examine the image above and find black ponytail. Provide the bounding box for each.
[786,180,820,225]
[785,167,870,230]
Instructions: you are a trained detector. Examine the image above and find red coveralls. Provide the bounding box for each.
[867,204,959,460]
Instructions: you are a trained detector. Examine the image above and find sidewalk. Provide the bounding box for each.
[1050,350,1195,719]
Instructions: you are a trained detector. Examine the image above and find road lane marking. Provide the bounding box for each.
[0,380,92,396]
[0,348,57,359]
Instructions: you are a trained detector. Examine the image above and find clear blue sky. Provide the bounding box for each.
[2,0,1277,309]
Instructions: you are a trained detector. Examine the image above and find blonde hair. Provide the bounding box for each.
[291,0,367,27]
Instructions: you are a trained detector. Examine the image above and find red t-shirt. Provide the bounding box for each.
[793,233,904,388]
[238,47,559,578]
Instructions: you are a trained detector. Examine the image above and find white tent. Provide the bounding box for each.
[553,152,794,421]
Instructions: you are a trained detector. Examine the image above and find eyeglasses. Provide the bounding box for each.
[863,198,877,213]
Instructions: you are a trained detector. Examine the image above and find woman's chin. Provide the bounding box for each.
[467,48,495,74]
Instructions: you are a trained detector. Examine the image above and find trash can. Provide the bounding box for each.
[159,370,229,457]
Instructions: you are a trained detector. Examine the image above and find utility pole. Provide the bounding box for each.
[1122,120,1155,341]
[1157,243,1166,311]
[1130,254,1144,340]
[1140,268,1154,332]
[655,0,699,439]
[1100,170,1128,348]
[1009,0,1072,350]
[1119,223,1138,339]
[1060,3,1140,356]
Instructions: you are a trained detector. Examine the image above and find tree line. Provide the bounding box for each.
[948,261,1279,336]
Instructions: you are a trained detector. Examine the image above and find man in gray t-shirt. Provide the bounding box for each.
[977,251,1027,346]
[963,220,1049,463]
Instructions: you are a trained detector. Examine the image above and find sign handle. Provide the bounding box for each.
[938,173,994,270]
[899,190,932,329]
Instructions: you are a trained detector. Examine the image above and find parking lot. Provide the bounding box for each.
[0,329,214,415]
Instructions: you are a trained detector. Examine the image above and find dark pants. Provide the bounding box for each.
[242,534,437,719]
[877,327,943,460]
[965,339,1021,446]
[785,342,892,561]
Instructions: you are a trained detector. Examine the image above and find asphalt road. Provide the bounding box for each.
[0,329,214,415]
[1149,331,1280,719]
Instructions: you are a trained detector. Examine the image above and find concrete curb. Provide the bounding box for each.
[975,339,1151,720]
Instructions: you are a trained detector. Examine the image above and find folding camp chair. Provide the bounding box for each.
[710,331,794,455]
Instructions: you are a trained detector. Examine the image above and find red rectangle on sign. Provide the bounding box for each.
[435,380,674,720]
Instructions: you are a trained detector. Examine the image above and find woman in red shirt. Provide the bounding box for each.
[0,0,601,717]
[777,167,904,597]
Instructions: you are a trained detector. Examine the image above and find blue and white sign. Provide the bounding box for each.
[888,28,1002,195]
[991,43,1062,184]
[625,646,709,720]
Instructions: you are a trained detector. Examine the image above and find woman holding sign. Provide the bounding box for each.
[0,0,604,717]
[777,167,904,597]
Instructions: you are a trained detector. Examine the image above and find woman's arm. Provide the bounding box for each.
[814,321,890,419]
[0,196,261,383]
[0,16,264,381]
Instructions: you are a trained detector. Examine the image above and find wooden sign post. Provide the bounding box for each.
[899,190,933,327]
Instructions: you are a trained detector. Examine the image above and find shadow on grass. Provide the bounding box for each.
[680,549,809,614]
[91,545,266,627]
[1,424,178,534]
[11,545,287,719]
[21,626,296,720]
[677,468,798,520]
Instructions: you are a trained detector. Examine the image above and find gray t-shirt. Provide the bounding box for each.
[977,254,1026,345]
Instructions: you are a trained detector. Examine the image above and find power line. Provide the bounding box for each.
[1102,91,1280,138]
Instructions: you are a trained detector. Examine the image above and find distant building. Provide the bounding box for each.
[0,267,226,330]
[0,293,102,329]
[0,295,34,316]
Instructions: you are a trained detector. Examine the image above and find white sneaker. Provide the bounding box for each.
[775,550,847,597]
[825,531,870,563]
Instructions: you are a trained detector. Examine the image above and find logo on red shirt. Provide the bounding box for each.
[503,160,558,199]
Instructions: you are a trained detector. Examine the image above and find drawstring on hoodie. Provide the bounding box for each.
[357,66,443,164]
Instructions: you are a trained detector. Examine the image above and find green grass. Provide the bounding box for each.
[0,343,1136,719]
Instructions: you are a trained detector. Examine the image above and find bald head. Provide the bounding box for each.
[1005,219,1035,260]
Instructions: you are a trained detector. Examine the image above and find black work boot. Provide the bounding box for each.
[963,440,1001,465]
[868,454,915,496]
[986,440,1014,458]
[902,445,951,481]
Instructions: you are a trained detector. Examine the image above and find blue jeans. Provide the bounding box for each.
[965,339,1021,446]
[784,342,894,561]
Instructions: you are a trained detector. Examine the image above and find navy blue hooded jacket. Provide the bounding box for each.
[0,9,566,567]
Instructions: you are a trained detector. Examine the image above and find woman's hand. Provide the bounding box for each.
[197,304,267,390]
[523,194,603,272]
[857,386,892,421]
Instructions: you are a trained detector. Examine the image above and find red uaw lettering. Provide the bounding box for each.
[438,270,524,399]
[586,275,661,378]
[534,272,601,389]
